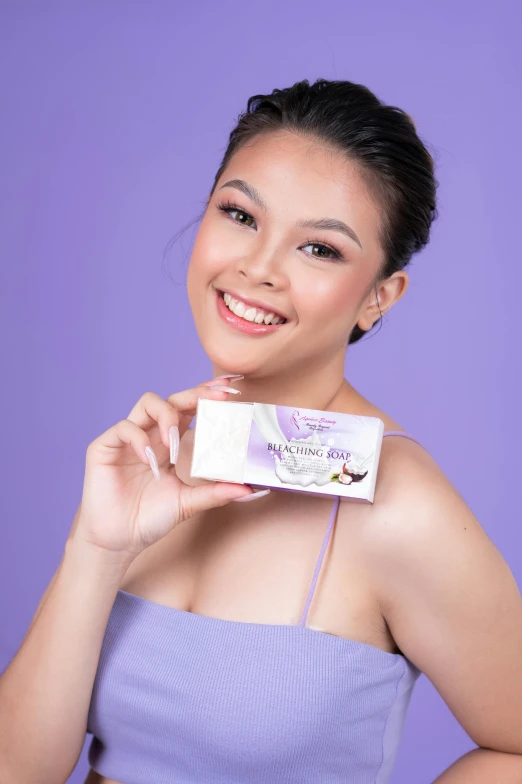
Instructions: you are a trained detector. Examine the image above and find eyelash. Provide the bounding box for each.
[216,200,345,263]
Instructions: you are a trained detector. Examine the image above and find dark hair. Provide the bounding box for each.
[204,78,439,345]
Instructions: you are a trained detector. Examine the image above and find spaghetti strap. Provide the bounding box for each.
[299,495,340,627]
[382,430,424,448]
[299,429,422,627]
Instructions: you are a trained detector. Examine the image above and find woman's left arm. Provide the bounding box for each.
[432,747,522,782]
[370,443,522,782]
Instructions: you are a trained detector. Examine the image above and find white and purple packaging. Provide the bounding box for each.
[190,399,385,503]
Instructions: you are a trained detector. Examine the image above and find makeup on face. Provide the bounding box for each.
[190,398,385,503]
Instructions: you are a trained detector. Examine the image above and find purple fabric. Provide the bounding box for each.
[86,431,422,783]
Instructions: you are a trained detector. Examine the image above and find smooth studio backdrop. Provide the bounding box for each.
[1,2,520,782]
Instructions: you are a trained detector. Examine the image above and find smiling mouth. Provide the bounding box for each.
[217,289,288,326]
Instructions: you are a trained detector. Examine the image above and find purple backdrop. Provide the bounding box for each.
[1,2,520,782]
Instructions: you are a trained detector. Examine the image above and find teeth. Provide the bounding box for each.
[222,293,286,325]
[234,300,246,318]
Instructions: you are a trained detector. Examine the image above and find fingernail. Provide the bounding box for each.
[213,374,244,381]
[145,446,160,480]
[169,425,180,464]
[207,384,241,394]
[233,489,271,502]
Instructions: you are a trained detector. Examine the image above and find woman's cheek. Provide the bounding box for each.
[299,280,347,323]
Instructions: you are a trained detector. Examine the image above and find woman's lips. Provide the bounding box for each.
[215,289,288,335]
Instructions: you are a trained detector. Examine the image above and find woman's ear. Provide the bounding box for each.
[356,271,409,332]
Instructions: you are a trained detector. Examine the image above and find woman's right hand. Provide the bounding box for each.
[72,380,254,561]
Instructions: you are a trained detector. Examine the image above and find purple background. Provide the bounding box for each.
[1,2,520,782]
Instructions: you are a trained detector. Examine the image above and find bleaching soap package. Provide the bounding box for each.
[190,398,385,503]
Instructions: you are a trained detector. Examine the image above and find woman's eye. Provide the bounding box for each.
[301,242,342,262]
[218,204,256,228]
[231,209,255,227]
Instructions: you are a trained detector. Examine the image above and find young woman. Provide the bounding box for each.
[2,79,521,784]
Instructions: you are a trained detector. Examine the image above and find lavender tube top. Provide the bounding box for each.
[86,431,423,783]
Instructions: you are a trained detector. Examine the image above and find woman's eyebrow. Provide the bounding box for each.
[218,179,363,250]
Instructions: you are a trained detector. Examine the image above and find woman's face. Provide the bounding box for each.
[187,130,404,378]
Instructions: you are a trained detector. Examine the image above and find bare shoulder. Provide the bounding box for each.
[368,429,484,550]
[337,431,442,613]
[363,431,478,576]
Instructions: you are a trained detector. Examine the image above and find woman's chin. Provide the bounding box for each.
[201,343,257,375]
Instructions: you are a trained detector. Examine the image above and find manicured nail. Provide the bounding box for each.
[233,489,271,502]
[213,374,244,381]
[207,384,241,394]
[145,446,160,480]
[169,425,180,464]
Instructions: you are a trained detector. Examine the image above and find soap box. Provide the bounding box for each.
[190,398,385,503]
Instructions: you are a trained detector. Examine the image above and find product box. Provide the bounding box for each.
[190,399,385,503]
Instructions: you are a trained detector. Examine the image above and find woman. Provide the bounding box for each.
[2,79,521,784]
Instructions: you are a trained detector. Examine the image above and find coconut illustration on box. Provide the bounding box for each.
[331,455,369,485]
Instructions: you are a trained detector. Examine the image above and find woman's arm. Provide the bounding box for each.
[432,747,522,782]
[0,533,133,784]
[369,440,522,756]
